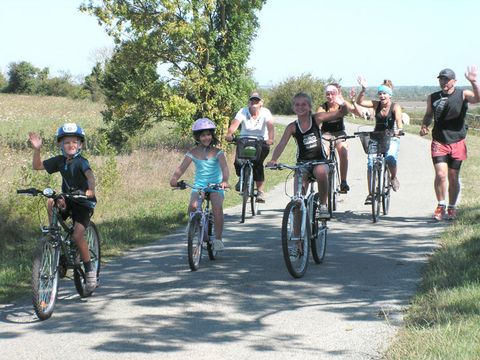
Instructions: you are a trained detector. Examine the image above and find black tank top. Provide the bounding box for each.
[293,116,326,161]
[320,102,345,133]
[374,102,397,131]
[431,88,468,144]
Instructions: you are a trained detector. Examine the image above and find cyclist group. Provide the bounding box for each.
[26,65,479,295]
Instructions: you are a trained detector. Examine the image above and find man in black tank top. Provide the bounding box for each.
[420,66,480,220]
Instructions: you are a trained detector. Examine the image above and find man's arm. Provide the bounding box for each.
[420,95,433,136]
[84,169,96,198]
[464,65,480,104]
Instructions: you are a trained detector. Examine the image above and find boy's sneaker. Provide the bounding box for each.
[213,239,225,251]
[391,177,400,192]
[256,191,266,203]
[433,205,446,221]
[85,271,97,293]
[339,181,350,193]
[447,206,457,220]
[318,204,330,219]
[364,194,373,205]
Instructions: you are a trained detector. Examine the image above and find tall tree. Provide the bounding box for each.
[81,0,265,148]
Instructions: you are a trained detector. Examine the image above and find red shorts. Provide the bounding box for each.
[431,139,467,161]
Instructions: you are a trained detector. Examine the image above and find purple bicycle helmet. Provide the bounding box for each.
[192,118,216,132]
[56,123,85,142]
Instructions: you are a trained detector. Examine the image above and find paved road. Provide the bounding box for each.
[0,120,444,360]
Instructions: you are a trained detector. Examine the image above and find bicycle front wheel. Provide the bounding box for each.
[32,236,60,320]
[382,167,391,215]
[187,213,203,271]
[370,166,381,223]
[240,165,251,223]
[74,221,101,297]
[207,214,217,260]
[311,220,327,264]
[282,201,310,278]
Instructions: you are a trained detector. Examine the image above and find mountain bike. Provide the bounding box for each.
[322,133,357,217]
[175,181,222,271]
[17,187,101,321]
[268,161,328,278]
[230,136,264,223]
[354,129,404,223]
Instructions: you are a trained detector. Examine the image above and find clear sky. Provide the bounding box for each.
[1,0,479,87]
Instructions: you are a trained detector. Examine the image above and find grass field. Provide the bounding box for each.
[2,94,480,359]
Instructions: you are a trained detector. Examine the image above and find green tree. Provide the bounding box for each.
[268,73,337,115]
[80,0,265,148]
[83,62,105,102]
[5,61,44,94]
[0,72,7,92]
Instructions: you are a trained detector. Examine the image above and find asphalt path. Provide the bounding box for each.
[0,119,445,360]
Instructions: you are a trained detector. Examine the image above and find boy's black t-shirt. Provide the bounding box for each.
[43,155,96,208]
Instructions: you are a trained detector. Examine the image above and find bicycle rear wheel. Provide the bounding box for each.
[382,167,391,215]
[32,236,60,320]
[281,201,310,278]
[187,213,203,271]
[370,166,381,223]
[74,221,101,297]
[240,165,251,223]
[250,178,258,217]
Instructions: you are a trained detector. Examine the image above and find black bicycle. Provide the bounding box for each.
[174,181,222,271]
[354,129,404,222]
[231,136,264,223]
[17,187,101,320]
[322,134,357,217]
[268,161,328,278]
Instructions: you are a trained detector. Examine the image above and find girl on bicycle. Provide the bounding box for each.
[267,92,348,218]
[170,118,229,251]
[356,78,403,205]
[316,83,361,194]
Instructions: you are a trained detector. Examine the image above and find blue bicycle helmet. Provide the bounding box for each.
[56,123,85,142]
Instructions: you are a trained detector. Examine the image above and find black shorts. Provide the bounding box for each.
[60,198,94,228]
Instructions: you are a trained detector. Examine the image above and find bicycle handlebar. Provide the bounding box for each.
[17,188,88,199]
[321,134,358,143]
[354,129,405,137]
[174,181,226,191]
[266,160,328,171]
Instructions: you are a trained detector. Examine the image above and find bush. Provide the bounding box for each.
[268,73,337,115]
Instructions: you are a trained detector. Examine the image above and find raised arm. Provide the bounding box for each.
[29,132,45,170]
[356,76,374,108]
[464,65,480,104]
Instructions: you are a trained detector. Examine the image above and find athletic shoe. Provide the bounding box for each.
[214,239,225,251]
[288,245,300,261]
[85,271,97,293]
[318,204,330,219]
[256,191,266,203]
[339,181,350,193]
[447,206,457,220]
[433,205,446,221]
[364,194,373,205]
[391,177,400,192]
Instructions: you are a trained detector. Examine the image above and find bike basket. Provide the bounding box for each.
[360,132,391,154]
[236,138,263,161]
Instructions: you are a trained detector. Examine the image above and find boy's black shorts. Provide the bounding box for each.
[60,198,94,228]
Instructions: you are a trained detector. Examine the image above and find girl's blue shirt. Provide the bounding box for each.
[186,150,224,193]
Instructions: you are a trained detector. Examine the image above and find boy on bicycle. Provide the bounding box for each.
[267,92,348,218]
[29,123,98,293]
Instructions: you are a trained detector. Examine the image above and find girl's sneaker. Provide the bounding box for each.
[214,239,225,251]
[433,205,446,221]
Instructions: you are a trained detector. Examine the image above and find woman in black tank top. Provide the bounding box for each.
[356,78,403,203]
[316,83,361,193]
